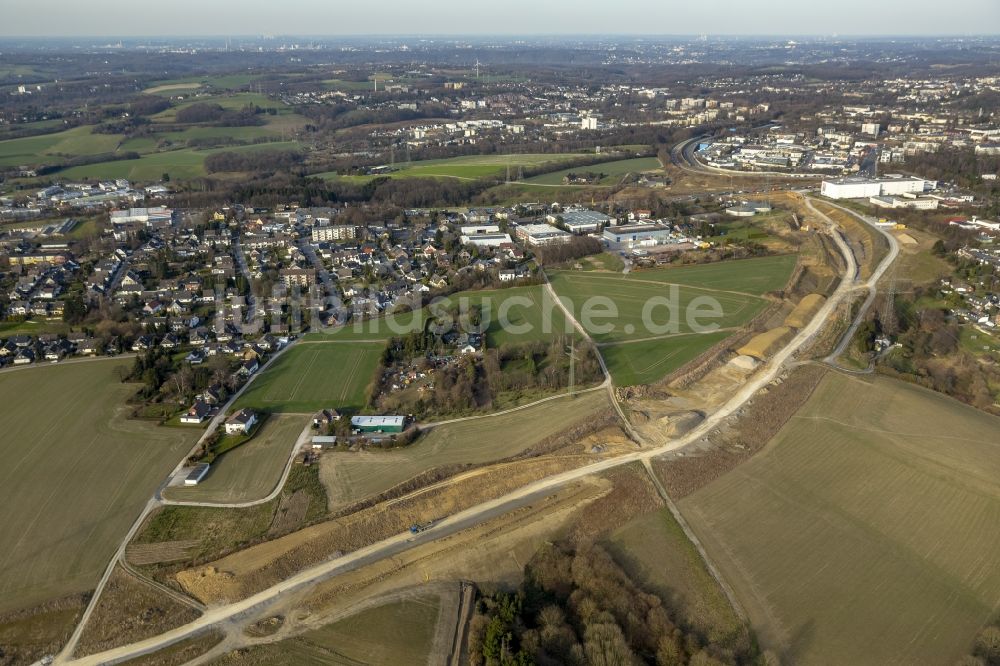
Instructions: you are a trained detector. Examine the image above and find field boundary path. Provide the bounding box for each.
[420,383,606,429]
[160,418,312,509]
[58,336,304,660]
[55,200,891,665]
[0,352,136,376]
[540,271,640,442]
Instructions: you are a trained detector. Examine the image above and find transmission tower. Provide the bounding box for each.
[565,339,577,396]
[880,261,897,331]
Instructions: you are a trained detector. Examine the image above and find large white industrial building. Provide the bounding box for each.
[460,232,513,247]
[821,176,935,200]
[514,223,572,246]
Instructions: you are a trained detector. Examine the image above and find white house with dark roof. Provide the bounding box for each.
[225,408,258,435]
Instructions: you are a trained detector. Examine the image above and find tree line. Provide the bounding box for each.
[468,541,757,666]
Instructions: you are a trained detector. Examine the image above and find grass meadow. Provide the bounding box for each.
[549,255,797,385]
[524,156,663,186]
[319,389,610,509]
[163,415,308,504]
[314,153,592,183]
[306,285,574,347]
[233,342,384,414]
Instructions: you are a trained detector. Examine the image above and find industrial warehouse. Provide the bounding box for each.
[820,175,936,199]
[350,415,407,433]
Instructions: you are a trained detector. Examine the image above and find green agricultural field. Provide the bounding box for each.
[446,285,574,346]
[163,415,307,503]
[207,596,441,665]
[315,152,592,183]
[548,271,768,343]
[550,256,796,385]
[681,372,1000,665]
[524,156,662,186]
[320,389,610,509]
[0,359,196,613]
[0,126,123,168]
[306,285,574,347]
[58,140,303,182]
[599,331,731,385]
[233,342,383,414]
[578,252,626,272]
[627,254,798,296]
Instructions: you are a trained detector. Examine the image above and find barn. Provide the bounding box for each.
[350,415,406,434]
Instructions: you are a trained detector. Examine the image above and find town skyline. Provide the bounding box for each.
[3,0,999,37]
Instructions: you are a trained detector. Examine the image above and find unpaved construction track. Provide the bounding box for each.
[54,196,893,666]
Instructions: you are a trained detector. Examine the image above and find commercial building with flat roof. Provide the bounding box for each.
[461,233,513,247]
[515,223,572,246]
[603,223,674,245]
[821,176,934,200]
[550,209,612,234]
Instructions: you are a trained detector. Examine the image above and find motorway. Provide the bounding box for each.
[54,197,894,665]
[670,134,824,181]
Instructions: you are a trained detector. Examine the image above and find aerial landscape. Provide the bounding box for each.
[1,1,1000,664]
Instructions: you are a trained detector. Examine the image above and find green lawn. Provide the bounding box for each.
[320,389,610,509]
[524,156,662,186]
[625,255,798,295]
[207,597,441,665]
[149,93,282,123]
[549,256,797,385]
[609,508,750,652]
[58,140,303,182]
[233,342,383,414]
[0,319,72,337]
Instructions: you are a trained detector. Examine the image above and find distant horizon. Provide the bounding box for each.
[2,33,1000,41]
[3,0,998,39]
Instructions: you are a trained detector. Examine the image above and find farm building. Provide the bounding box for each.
[313,408,341,427]
[351,415,406,433]
[225,408,258,435]
[184,463,210,486]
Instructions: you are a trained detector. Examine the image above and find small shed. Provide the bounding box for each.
[184,463,210,486]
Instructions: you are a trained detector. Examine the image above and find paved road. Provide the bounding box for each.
[0,353,136,376]
[231,237,257,325]
[55,199,886,665]
[671,135,823,180]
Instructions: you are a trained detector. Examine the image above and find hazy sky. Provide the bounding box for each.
[2,0,999,37]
